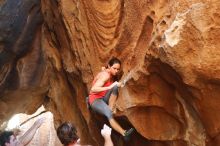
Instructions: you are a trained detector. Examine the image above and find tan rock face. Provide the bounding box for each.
[1,0,220,146]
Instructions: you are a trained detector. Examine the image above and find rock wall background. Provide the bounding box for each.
[1,0,220,146]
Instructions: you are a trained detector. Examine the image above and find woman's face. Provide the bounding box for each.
[109,63,120,76]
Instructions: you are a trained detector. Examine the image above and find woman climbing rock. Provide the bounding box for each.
[88,57,135,140]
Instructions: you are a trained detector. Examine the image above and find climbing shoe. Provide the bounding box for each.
[123,128,135,141]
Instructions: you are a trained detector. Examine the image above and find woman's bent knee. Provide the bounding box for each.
[112,85,118,90]
[106,112,113,120]
[112,85,118,95]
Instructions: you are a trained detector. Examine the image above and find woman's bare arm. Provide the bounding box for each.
[91,72,118,93]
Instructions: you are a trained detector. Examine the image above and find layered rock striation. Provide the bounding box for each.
[1,0,220,146]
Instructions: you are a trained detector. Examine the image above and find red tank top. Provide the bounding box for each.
[89,76,113,104]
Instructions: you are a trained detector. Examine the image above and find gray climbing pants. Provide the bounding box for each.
[90,85,118,120]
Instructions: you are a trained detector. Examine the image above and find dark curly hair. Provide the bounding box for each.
[0,131,14,146]
[107,57,121,67]
[57,122,79,146]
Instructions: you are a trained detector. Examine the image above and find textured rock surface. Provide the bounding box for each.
[6,106,62,146]
[1,0,220,146]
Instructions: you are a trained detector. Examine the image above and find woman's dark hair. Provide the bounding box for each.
[0,131,14,146]
[106,57,122,81]
[57,122,79,146]
[108,57,121,67]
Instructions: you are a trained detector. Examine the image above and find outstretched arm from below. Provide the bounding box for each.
[101,124,114,146]
[17,117,45,146]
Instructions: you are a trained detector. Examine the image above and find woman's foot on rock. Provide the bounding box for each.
[123,128,135,141]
